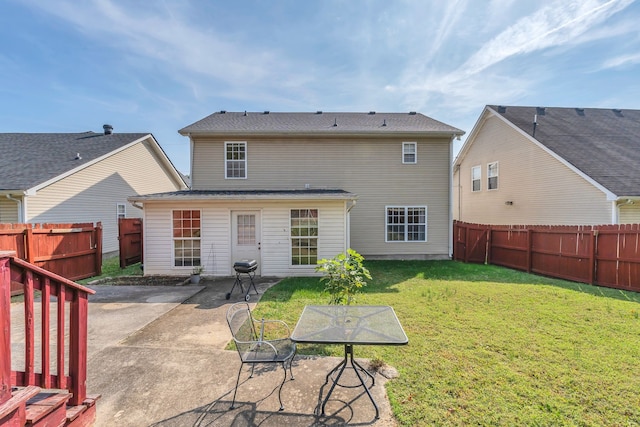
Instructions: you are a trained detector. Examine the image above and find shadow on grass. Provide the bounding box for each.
[364,259,640,304]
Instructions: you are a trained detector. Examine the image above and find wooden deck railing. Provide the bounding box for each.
[1,251,95,407]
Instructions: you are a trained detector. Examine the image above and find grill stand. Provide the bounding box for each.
[226,261,259,301]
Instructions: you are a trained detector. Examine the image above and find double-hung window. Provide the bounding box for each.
[386,206,427,242]
[471,166,481,192]
[291,209,318,265]
[173,210,201,267]
[487,162,499,190]
[225,142,247,179]
[116,203,126,220]
[402,142,417,164]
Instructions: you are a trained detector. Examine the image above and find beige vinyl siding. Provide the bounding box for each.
[192,136,451,258]
[26,138,184,253]
[142,200,347,277]
[455,115,612,225]
[619,203,640,224]
[0,197,19,222]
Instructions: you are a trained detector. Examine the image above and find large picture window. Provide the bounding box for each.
[291,209,318,265]
[173,210,201,267]
[488,162,499,190]
[225,142,247,179]
[386,206,427,242]
[472,165,481,192]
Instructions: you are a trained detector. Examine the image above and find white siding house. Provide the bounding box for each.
[132,111,463,278]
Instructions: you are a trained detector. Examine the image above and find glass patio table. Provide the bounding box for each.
[290,305,408,418]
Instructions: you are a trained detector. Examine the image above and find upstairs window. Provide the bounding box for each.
[116,203,126,219]
[386,206,427,242]
[403,142,417,164]
[487,162,499,190]
[471,166,481,192]
[225,142,247,179]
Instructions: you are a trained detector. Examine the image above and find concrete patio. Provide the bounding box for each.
[80,277,399,426]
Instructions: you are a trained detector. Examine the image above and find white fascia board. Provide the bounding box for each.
[145,134,188,188]
[453,106,493,168]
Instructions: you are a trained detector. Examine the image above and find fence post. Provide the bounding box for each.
[0,255,11,404]
[527,229,532,273]
[464,223,470,263]
[68,291,89,406]
[25,226,35,264]
[95,222,103,276]
[590,230,598,285]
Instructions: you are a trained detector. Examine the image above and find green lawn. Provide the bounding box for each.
[253,260,640,426]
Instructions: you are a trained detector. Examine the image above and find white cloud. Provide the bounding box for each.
[601,52,640,69]
[21,0,290,88]
[390,0,635,113]
[461,0,635,77]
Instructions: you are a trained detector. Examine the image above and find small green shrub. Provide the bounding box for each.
[315,249,372,305]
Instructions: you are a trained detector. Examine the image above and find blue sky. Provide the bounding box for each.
[1,0,639,174]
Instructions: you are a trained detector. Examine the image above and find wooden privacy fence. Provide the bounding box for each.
[0,223,102,290]
[453,221,640,293]
[118,218,143,268]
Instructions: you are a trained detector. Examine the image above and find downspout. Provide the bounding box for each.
[6,194,24,222]
[449,137,455,258]
[130,201,144,210]
[612,200,619,224]
[346,200,357,250]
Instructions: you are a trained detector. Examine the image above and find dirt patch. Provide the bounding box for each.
[89,275,190,286]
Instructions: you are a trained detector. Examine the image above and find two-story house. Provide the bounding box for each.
[130,111,463,277]
[454,105,640,226]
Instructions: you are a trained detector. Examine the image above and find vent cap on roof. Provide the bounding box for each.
[103,124,113,135]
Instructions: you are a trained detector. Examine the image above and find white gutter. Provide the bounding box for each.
[448,135,454,258]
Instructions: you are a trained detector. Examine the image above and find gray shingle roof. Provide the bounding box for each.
[179,111,463,135]
[0,132,149,191]
[129,189,357,202]
[489,105,640,197]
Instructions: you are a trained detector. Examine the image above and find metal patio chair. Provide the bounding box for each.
[226,302,296,411]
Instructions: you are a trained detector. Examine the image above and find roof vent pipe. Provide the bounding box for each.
[532,114,538,137]
[103,124,113,135]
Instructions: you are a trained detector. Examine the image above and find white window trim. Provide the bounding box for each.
[116,203,126,219]
[402,142,417,164]
[385,205,428,243]
[487,161,499,191]
[289,208,319,267]
[225,141,247,179]
[471,165,481,192]
[171,209,202,269]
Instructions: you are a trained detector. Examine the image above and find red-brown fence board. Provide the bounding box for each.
[118,218,143,268]
[453,221,640,293]
[0,223,102,292]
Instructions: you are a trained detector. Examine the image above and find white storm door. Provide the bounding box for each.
[231,211,261,275]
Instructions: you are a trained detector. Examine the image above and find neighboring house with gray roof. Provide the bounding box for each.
[130,111,463,278]
[0,127,187,254]
[454,105,640,225]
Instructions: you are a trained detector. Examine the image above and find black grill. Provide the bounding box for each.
[227,260,259,301]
